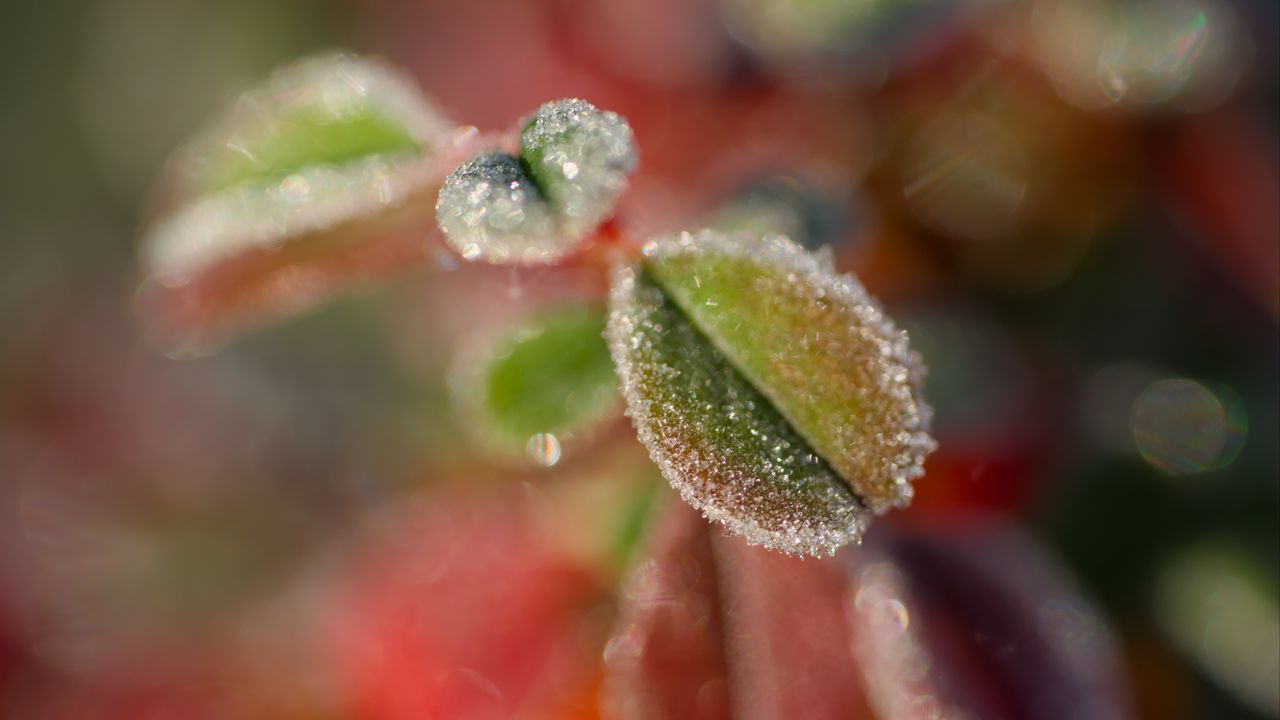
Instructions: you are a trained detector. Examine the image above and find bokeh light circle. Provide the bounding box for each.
[1130,378,1246,475]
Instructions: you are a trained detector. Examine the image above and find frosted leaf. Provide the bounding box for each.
[435,152,561,264]
[642,229,935,512]
[606,262,867,557]
[520,98,637,240]
[143,52,454,286]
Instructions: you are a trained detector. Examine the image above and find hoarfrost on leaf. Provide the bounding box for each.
[520,98,638,240]
[143,52,454,285]
[642,229,935,513]
[435,152,560,264]
[606,261,868,557]
[435,98,637,266]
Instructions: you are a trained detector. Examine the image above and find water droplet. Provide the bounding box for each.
[526,433,563,467]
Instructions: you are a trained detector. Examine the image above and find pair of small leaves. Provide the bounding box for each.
[435,99,637,264]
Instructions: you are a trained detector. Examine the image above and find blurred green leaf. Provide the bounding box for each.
[200,106,423,194]
[466,303,619,460]
[144,52,453,285]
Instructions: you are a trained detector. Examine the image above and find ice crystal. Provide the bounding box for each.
[642,229,935,512]
[435,152,560,264]
[520,98,637,240]
[143,52,453,285]
[606,262,868,557]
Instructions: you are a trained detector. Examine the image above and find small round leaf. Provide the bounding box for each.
[455,303,619,464]
[519,98,638,240]
[435,152,560,264]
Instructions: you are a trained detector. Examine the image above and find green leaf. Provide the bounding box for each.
[199,105,424,195]
[519,98,637,239]
[459,304,619,464]
[144,52,454,286]
[640,229,934,513]
[607,261,867,556]
[435,151,559,264]
[607,229,935,555]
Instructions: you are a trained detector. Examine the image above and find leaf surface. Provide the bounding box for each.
[138,53,466,351]
[642,229,934,512]
[459,303,618,462]
[607,260,866,556]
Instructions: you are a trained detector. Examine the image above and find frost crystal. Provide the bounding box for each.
[642,229,935,513]
[520,98,637,240]
[606,262,868,557]
[435,152,561,264]
[144,53,453,285]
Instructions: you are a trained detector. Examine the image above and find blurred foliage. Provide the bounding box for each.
[0,0,1276,717]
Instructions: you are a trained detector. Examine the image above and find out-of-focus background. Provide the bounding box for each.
[1,0,1276,718]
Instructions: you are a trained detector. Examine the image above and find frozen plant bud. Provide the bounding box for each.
[435,151,560,264]
[520,98,638,240]
[436,99,638,266]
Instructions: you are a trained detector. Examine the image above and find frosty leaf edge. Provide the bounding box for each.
[606,259,868,557]
[642,229,936,513]
[144,52,456,286]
